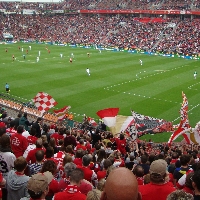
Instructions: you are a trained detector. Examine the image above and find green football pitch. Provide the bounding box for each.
[0,42,199,142]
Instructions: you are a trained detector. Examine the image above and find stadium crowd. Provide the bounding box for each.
[0,0,199,11]
[0,105,200,200]
[0,14,199,56]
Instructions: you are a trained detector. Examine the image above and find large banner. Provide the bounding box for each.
[79,9,200,16]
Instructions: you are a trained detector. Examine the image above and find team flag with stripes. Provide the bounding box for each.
[54,106,71,120]
[168,92,191,145]
[96,108,119,127]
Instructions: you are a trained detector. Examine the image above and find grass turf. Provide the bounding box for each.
[0,42,199,142]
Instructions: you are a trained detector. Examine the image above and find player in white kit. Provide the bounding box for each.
[86,68,90,76]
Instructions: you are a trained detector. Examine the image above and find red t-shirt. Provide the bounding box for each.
[139,182,175,200]
[47,178,59,197]
[97,170,106,181]
[51,133,64,146]
[54,185,86,200]
[77,166,93,182]
[26,147,46,164]
[115,138,126,155]
[76,144,87,151]
[11,133,28,158]
[54,151,66,168]
[73,158,82,166]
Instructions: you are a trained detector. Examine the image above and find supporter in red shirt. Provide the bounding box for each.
[77,155,97,184]
[10,125,28,158]
[53,146,66,168]
[139,159,175,200]
[97,159,112,181]
[76,139,87,151]
[114,134,126,156]
[133,165,144,185]
[40,160,59,199]
[54,168,86,200]
[58,154,73,179]
[50,127,60,146]
[73,149,84,166]
[6,120,16,136]
[26,138,46,164]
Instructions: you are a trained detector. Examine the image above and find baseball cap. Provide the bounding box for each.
[149,159,167,176]
[27,171,53,194]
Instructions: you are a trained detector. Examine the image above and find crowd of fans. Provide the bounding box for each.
[0,0,199,11]
[0,14,199,56]
[1,105,200,200]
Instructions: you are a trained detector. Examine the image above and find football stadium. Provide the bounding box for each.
[0,1,200,199]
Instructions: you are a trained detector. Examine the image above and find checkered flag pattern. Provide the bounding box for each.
[32,92,58,112]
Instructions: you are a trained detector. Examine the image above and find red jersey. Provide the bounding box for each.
[10,133,28,158]
[53,151,66,168]
[139,182,175,200]
[73,158,82,166]
[76,144,87,151]
[47,178,59,197]
[115,138,126,155]
[54,185,86,200]
[97,170,106,181]
[51,133,64,146]
[26,147,46,164]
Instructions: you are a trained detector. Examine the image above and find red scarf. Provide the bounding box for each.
[65,185,80,193]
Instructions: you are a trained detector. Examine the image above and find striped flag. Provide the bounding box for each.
[54,106,71,120]
[168,92,191,145]
[96,108,119,127]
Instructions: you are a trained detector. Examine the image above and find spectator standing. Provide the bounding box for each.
[101,167,141,200]
[6,157,30,200]
[26,138,45,164]
[32,117,43,138]
[64,130,76,148]
[10,125,28,158]
[0,135,16,180]
[14,113,22,129]
[29,150,44,176]
[191,170,200,199]
[139,159,175,200]
[173,154,192,186]
[40,160,59,200]
[138,155,150,175]
[78,155,97,184]
[19,113,32,131]
[20,171,53,200]
[53,168,86,200]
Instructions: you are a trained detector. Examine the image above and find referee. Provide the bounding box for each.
[5,83,10,93]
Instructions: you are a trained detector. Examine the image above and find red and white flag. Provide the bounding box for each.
[96,108,119,127]
[32,92,58,112]
[87,117,98,127]
[54,106,71,120]
[168,92,191,145]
